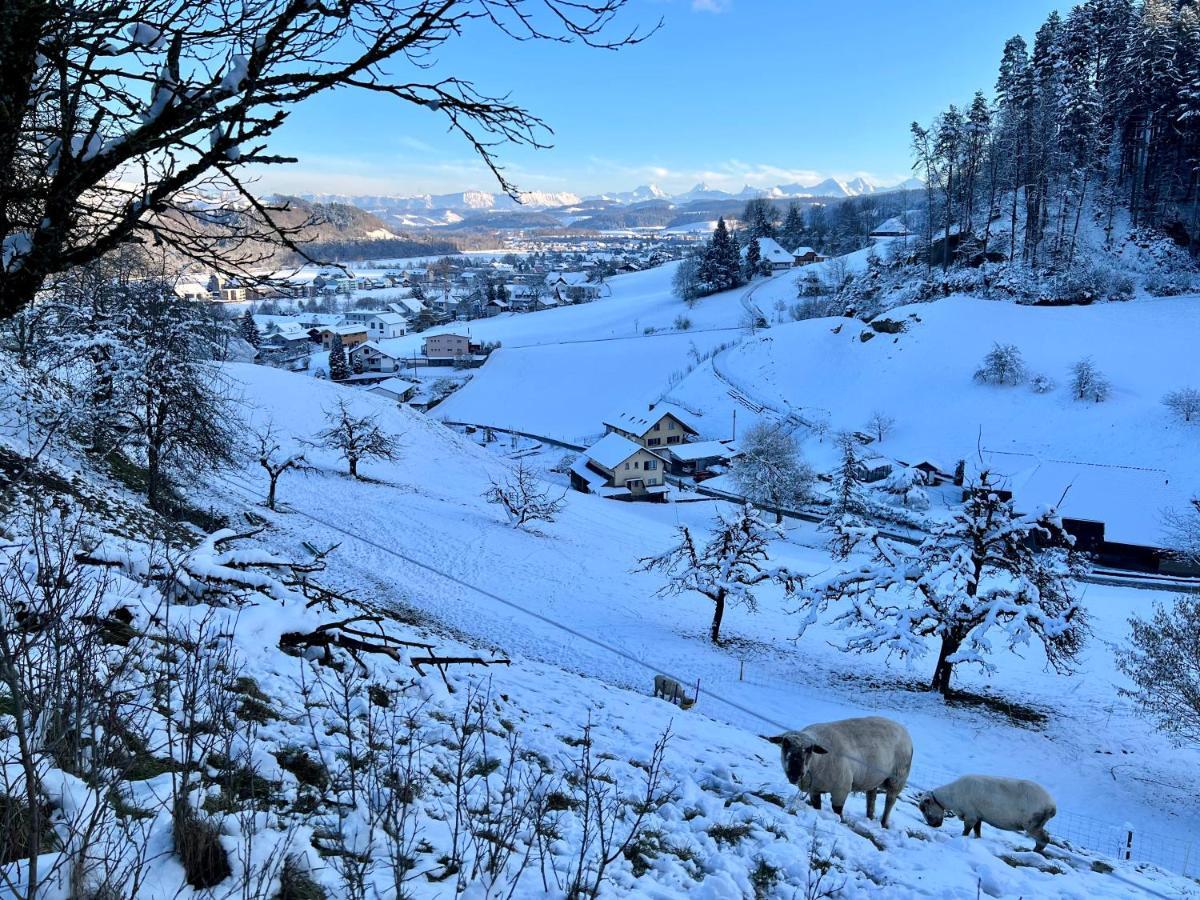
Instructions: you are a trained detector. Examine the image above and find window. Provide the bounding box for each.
[647,438,661,446]
[653,423,660,431]
[624,462,630,470]
[667,436,680,445]
[645,460,657,470]
[667,420,675,430]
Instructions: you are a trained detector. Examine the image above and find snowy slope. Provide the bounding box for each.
[202,364,1200,894]
[669,295,1200,544]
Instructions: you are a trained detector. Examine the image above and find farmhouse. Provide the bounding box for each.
[792,246,821,266]
[569,432,669,500]
[603,404,700,448]
[743,237,795,272]
[545,271,602,302]
[869,217,912,239]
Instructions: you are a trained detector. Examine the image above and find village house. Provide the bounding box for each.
[422,333,479,360]
[869,217,912,239]
[367,377,420,404]
[318,324,369,351]
[743,237,796,272]
[603,404,700,449]
[569,432,669,501]
[349,341,406,373]
[661,440,739,478]
[791,246,822,266]
[366,312,408,338]
[545,271,602,303]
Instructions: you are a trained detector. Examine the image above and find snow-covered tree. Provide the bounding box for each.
[822,432,873,560]
[730,423,815,523]
[239,309,261,349]
[1069,357,1111,402]
[1116,594,1200,747]
[638,504,797,644]
[742,238,762,282]
[796,471,1089,696]
[313,399,401,479]
[252,421,314,510]
[0,0,653,318]
[484,461,566,528]
[1163,387,1200,422]
[672,252,703,306]
[974,342,1026,386]
[328,334,350,382]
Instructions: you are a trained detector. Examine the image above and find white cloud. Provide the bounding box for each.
[691,0,731,11]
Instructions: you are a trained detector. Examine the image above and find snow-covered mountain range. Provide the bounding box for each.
[301,175,923,219]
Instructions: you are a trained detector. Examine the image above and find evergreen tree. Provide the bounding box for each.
[742,237,762,282]
[328,333,350,382]
[780,203,806,251]
[239,308,261,349]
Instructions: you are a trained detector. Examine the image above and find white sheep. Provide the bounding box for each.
[768,716,912,828]
[653,674,694,709]
[917,775,1056,853]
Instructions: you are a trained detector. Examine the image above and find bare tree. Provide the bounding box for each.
[313,398,401,479]
[252,420,313,509]
[1163,387,1200,423]
[0,0,657,318]
[638,504,797,644]
[865,410,896,443]
[484,461,565,528]
[1116,594,1200,747]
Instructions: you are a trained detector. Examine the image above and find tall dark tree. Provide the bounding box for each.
[239,309,261,349]
[327,333,349,382]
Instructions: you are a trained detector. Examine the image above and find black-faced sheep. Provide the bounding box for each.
[768,716,912,828]
[917,775,1056,853]
[653,674,694,709]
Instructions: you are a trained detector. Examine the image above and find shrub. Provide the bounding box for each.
[673,314,693,331]
[1030,374,1055,394]
[974,343,1026,385]
[1164,387,1200,423]
[173,801,231,889]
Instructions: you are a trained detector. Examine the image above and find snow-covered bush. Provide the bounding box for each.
[1164,387,1200,423]
[1030,373,1055,394]
[673,313,693,331]
[1144,268,1197,297]
[974,342,1026,386]
[1117,595,1200,747]
[1069,357,1111,403]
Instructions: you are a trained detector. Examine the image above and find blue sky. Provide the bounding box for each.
[261,0,1069,198]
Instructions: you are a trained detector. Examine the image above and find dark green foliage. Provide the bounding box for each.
[327,333,350,382]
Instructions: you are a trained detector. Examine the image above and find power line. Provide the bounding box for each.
[212,469,1175,897]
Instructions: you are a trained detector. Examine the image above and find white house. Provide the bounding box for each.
[603,403,701,449]
[367,312,408,338]
[349,341,406,373]
[368,377,419,403]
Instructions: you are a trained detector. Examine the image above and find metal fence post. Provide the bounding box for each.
[1124,827,1134,862]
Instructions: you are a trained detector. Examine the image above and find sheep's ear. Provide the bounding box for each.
[807,744,829,755]
[765,734,787,745]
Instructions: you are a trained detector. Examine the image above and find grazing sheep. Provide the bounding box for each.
[917,775,1056,853]
[653,674,695,709]
[768,716,912,828]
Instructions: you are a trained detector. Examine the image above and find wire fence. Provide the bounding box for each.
[213,467,1195,891]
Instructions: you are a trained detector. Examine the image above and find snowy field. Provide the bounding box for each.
[211,363,1200,894]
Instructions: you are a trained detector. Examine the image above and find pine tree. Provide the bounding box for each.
[239,308,261,348]
[743,237,762,282]
[781,203,806,251]
[327,333,350,382]
[822,432,873,559]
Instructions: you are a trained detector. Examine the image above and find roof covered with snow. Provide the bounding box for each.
[742,237,794,264]
[604,403,701,437]
[584,432,660,470]
[664,440,737,462]
[870,216,911,236]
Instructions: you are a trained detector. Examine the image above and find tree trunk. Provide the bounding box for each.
[930,634,961,696]
[710,590,726,644]
[267,474,278,510]
[146,441,162,511]
[349,455,358,478]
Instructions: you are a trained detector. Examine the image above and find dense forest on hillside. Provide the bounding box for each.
[914,0,1200,271]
